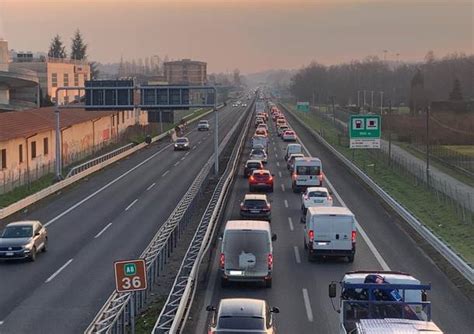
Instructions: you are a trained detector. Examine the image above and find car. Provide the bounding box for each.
[255,118,265,128]
[287,153,305,170]
[301,187,333,214]
[0,221,47,261]
[207,298,280,333]
[284,143,303,161]
[232,103,239,107]
[249,169,274,192]
[282,130,297,141]
[277,125,289,137]
[174,137,190,150]
[244,159,264,177]
[250,148,268,164]
[292,157,323,192]
[255,128,268,137]
[257,123,268,132]
[197,119,210,131]
[240,194,272,222]
[242,103,248,107]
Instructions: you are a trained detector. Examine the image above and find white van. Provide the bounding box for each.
[303,207,356,262]
[284,143,302,160]
[252,135,269,151]
[220,220,277,288]
[291,157,323,192]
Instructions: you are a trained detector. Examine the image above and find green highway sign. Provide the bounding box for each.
[124,263,137,276]
[296,101,310,112]
[349,115,381,149]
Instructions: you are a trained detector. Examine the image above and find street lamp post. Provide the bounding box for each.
[380,91,384,114]
[426,105,430,187]
[54,89,62,181]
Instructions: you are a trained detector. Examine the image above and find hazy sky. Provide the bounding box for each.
[0,0,472,73]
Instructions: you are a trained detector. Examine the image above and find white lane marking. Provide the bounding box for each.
[125,199,138,211]
[302,288,314,322]
[275,153,279,158]
[45,259,73,283]
[192,145,197,150]
[185,151,190,156]
[181,156,186,161]
[0,321,4,325]
[94,222,113,239]
[288,217,294,231]
[44,143,173,227]
[276,162,280,167]
[281,184,286,192]
[295,123,391,271]
[284,199,289,208]
[146,182,156,191]
[198,141,202,144]
[294,246,301,263]
[174,161,180,166]
[162,170,170,177]
[278,171,282,178]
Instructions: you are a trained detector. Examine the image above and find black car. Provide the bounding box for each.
[240,194,271,222]
[244,159,264,177]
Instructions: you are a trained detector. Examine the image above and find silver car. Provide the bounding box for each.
[0,221,48,261]
[197,119,210,131]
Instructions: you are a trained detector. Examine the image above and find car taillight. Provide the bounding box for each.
[220,253,225,269]
[268,254,273,270]
[309,230,314,242]
[249,175,255,181]
[268,175,273,182]
[319,174,323,181]
[292,173,297,180]
[328,195,332,201]
[351,231,356,242]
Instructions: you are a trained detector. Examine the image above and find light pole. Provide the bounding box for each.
[388,100,392,166]
[357,90,360,108]
[214,87,219,175]
[54,89,62,181]
[426,105,430,187]
[380,91,384,114]
[331,96,336,125]
[363,90,366,112]
[371,90,374,111]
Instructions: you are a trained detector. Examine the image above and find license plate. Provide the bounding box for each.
[5,252,14,256]
[250,210,260,213]
[229,270,244,276]
[258,183,266,186]
[313,199,323,203]
[317,242,328,246]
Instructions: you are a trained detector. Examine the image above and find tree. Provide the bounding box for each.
[48,35,67,59]
[449,78,463,101]
[70,29,87,60]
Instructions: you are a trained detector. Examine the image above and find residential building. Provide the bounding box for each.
[0,106,148,193]
[163,59,207,85]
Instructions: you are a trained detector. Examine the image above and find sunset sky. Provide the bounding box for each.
[0,0,472,73]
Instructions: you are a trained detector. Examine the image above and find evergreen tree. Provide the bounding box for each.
[48,35,67,58]
[70,29,87,60]
[449,78,463,101]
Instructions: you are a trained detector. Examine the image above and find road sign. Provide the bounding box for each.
[349,115,381,149]
[114,259,148,293]
[297,101,310,112]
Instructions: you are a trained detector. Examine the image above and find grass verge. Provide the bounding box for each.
[286,105,474,265]
[0,173,55,209]
[135,296,166,333]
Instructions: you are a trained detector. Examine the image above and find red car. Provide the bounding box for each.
[249,169,274,192]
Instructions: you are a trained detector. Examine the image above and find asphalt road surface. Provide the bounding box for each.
[193,104,474,334]
[0,102,250,333]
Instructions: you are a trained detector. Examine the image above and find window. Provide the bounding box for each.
[74,73,80,86]
[51,73,58,87]
[19,144,23,163]
[1,149,6,169]
[31,141,37,159]
[63,73,69,86]
[43,137,49,155]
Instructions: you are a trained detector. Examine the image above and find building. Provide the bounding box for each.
[0,39,40,111]
[9,53,91,105]
[163,59,207,85]
[0,106,148,193]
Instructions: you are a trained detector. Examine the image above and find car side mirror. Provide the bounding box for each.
[270,307,280,314]
[271,234,277,241]
[300,216,306,224]
[218,233,223,241]
[329,282,337,298]
[206,305,216,312]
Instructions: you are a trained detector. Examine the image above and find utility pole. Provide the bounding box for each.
[332,96,336,125]
[388,100,392,166]
[357,90,360,108]
[371,90,374,111]
[363,90,366,112]
[426,105,430,187]
[312,91,315,107]
[380,91,384,114]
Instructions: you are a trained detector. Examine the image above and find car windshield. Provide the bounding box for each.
[218,316,265,330]
[176,138,188,143]
[251,149,265,155]
[244,200,267,208]
[199,120,208,124]
[2,225,33,238]
[308,191,327,198]
[247,162,262,168]
[296,166,321,175]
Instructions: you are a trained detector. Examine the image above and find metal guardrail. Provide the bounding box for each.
[84,101,252,334]
[153,101,253,333]
[66,143,134,178]
[281,104,474,284]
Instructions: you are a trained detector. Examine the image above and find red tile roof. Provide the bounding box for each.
[0,107,117,142]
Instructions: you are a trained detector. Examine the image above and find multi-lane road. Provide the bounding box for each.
[191,102,474,333]
[0,103,249,333]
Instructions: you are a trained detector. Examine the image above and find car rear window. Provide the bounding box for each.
[218,316,265,330]
[296,166,321,175]
[252,149,265,155]
[308,191,327,198]
[247,162,261,168]
[244,200,267,207]
[2,226,33,238]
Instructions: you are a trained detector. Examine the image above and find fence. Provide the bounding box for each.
[0,161,55,195]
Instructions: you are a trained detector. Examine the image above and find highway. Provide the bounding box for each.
[0,102,249,333]
[190,102,474,333]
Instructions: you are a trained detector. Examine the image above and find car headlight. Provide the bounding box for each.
[23,243,33,251]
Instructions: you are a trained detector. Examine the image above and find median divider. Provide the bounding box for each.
[280,103,474,284]
[0,104,224,220]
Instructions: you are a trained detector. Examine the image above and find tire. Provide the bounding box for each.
[265,278,272,288]
[42,238,48,252]
[29,247,37,262]
[221,277,229,288]
[347,255,355,263]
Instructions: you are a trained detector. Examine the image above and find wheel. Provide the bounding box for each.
[29,247,37,262]
[42,237,48,252]
[221,277,229,288]
[347,255,354,263]
[265,278,272,288]
[301,204,305,212]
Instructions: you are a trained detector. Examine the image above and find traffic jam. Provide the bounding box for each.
[206,96,440,334]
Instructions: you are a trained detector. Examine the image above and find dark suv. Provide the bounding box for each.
[240,194,272,222]
[244,159,264,178]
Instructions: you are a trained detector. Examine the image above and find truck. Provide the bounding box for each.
[329,271,440,334]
